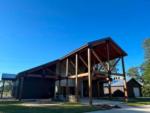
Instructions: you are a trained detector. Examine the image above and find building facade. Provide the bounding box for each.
[13,37,129,105]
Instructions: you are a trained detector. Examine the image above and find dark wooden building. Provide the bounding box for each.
[14,37,129,105]
[13,60,58,99]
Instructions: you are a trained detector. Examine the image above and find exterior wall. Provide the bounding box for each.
[14,77,55,99]
[82,80,104,97]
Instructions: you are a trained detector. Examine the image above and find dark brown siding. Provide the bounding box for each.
[14,77,55,99]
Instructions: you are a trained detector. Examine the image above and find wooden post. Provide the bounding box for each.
[57,62,61,100]
[1,80,5,99]
[88,48,92,105]
[19,77,24,101]
[97,81,100,97]
[58,79,61,99]
[121,57,128,102]
[75,53,79,102]
[66,58,69,100]
[106,41,112,99]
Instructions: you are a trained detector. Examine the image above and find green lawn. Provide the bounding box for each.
[0,101,102,113]
[126,98,150,106]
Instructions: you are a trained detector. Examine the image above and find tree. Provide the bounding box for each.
[143,38,150,82]
[127,67,141,79]
[142,38,150,97]
[143,39,150,61]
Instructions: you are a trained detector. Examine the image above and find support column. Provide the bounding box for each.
[106,40,112,99]
[1,80,5,99]
[58,79,61,99]
[97,81,100,97]
[121,57,128,102]
[66,58,69,100]
[88,48,92,105]
[58,62,61,100]
[75,53,79,102]
[19,77,24,101]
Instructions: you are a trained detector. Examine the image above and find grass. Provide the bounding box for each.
[126,98,150,106]
[0,101,102,113]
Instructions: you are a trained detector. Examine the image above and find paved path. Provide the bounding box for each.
[88,106,150,113]
[80,99,150,113]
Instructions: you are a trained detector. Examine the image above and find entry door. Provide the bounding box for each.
[133,87,140,97]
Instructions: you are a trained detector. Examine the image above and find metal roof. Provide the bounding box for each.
[2,73,16,80]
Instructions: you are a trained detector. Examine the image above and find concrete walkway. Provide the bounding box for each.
[80,98,124,106]
[87,106,150,113]
[81,99,150,113]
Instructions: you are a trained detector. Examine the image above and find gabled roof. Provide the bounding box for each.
[17,37,127,78]
[60,37,127,60]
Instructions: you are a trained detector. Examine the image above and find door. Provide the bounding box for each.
[133,87,140,97]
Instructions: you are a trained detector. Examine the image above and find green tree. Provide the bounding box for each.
[143,39,150,61]
[142,38,150,97]
[127,67,140,79]
[143,38,150,81]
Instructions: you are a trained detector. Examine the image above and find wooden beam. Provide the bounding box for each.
[79,55,88,68]
[91,49,108,72]
[98,72,123,76]
[110,58,120,72]
[75,53,79,102]
[88,48,92,105]
[46,68,56,75]
[70,59,75,68]
[121,57,128,102]
[27,74,58,79]
[106,41,112,99]
[68,72,88,79]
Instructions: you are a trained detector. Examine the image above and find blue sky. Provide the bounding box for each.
[0,0,149,76]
